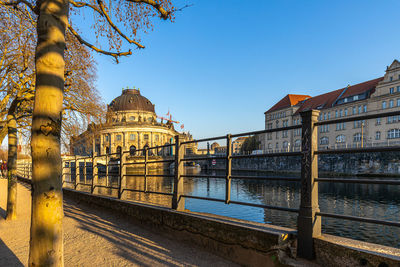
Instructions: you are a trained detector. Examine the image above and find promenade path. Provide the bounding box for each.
[0,179,237,266]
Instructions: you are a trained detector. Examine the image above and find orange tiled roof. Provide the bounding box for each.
[265,94,311,113]
[294,77,383,115]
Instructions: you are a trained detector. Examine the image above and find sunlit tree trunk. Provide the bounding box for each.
[6,112,17,220]
[28,0,69,266]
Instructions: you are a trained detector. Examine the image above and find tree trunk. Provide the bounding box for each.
[28,1,69,266]
[6,113,17,220]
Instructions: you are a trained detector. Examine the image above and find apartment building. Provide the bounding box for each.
[261,60,400,152]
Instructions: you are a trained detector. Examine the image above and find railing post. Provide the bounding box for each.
[297,109,321,259]
[75,156,79,190]
[105,154,109,187]
[172,135,185,210]
[225,134,232,204]
[144,147,148,193]
[118,150,125,199]
[91,154,98,194]
[83,158,87,185]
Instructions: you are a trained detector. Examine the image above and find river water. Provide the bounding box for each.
[71,165,400,249]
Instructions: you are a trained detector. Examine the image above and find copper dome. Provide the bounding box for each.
[108,89,155,113]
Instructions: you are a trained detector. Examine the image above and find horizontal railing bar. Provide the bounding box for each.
[93,185,119,190]
[315,178,400,185]
[315,110,400,126]
[62,181,75,184]
[229,200,299,213]
[231,176,301,181]
[122,188,172,196]
[316,212,400,227]
[181,195,226,203]
[316,146,400,155]
[124,174,144,177]
[146,159,175,164]
[230,125,302,138]
[147,143,175,150]
[181,174,226,179]
[231,152,302,159]
[181,135,227,145]
[181,156,226,161]
[76,183,92,186]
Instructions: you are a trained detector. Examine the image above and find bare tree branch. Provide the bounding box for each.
[69,0,102,13]
[1,0,37,14]
[97,0,145,49]
[126,0,171,19]
[68,24,132,62]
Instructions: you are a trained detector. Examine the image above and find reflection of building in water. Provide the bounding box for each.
[70,88,196,156]
[125,168,196,207]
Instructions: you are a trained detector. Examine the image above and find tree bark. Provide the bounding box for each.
[28,0,69,266]
[6,113,17,220]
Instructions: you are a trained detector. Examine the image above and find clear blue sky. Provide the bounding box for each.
[91,0,400,139]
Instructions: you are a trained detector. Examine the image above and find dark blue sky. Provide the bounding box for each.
[91,0,400,139]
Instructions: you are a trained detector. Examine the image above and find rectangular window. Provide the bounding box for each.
[105,135,109,142]
[129,134,135,141]
[328,112,331,119]
[354,95,359,100]
[382,101,387,109]
[376,118,381,125]
[144,134,149,140]
[155,135,159,141]
[363,105,367,113]
[324,113,327,120]
[352,107,356,114]
[344,108,348,116]
[339,109,343,117]
[398,86,400,92]
[398,99,400,107]
[390,87,395,94]
[390,99,394,108]
[116,135,122,141]
[358,106,362,114]
[376,131,381,140]
[335,110,338,118]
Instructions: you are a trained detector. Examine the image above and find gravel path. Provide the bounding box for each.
[0,179,237,266]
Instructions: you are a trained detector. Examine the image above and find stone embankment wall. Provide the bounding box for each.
[207,152,400,176]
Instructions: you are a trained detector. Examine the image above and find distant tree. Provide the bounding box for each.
[0,4,102,221]
[0,0,178,265]
[240,136,260,154]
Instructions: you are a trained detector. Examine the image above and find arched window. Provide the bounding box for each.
[336,135,346,143]
[129,145,136,156]
[282,141,289,149]
[320,137,329,145]
[105,147,110,154]
[353,133,362,142]
[116,146,122,154]
[375,131,381,140]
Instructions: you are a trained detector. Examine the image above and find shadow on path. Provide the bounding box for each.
[0,239,23,267]
[63,197,232,267]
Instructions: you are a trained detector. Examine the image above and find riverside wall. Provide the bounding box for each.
[206,152,400,176]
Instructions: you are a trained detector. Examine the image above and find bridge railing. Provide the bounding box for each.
[16,109,400,260]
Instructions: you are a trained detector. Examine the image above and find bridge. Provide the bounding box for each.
[3,109,400,266]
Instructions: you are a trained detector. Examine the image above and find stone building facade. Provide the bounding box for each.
[70,89,195,156]
[261,60,400,152]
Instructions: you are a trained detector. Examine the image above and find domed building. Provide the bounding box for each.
[70,88,195,156]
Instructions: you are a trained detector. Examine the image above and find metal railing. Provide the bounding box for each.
[16,109,400,260]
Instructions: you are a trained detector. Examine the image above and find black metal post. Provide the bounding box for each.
[297,109,321,259]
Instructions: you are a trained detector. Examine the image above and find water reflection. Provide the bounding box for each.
[123,168,400,248]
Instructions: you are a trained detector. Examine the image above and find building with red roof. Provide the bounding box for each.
[260,60,400,152]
